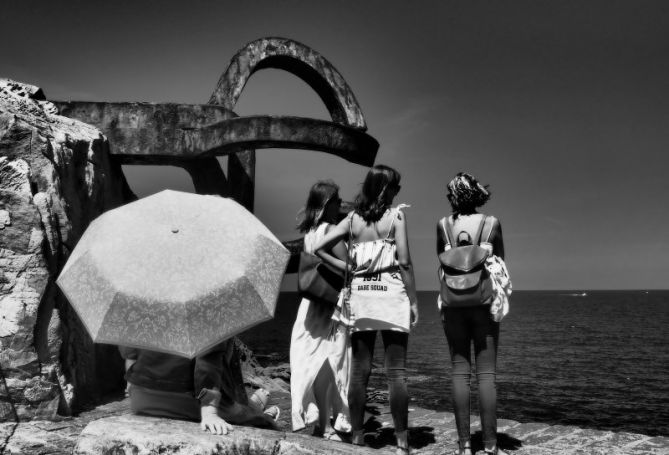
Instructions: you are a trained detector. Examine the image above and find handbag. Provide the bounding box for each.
[297,250,345,305]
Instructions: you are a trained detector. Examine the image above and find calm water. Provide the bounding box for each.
[239,290,669,436]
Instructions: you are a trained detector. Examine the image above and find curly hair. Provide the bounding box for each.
[447,172,491,218]
[354,164,401,223]
[297,180,340,233]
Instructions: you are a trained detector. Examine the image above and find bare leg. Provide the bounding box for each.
[312,362,335,435]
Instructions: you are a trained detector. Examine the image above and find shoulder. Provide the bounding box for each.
[393,204,411,223]
[435,216,449,233]
[484,214,501,228]
[482,215,502,238]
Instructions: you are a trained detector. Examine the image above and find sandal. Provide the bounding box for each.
[351,430,365,446]
[396,446,410,455]
[323,429,343,442]
[484,448,508,455]
[453,441,472,455]
[263,405,280,421]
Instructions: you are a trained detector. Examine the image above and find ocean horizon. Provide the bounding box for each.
[240,290,669,437]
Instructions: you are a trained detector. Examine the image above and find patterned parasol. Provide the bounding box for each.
[56,190,289,358]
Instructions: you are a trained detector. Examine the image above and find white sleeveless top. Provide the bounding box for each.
[347,208,411,333]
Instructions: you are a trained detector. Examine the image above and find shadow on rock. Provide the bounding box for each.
[470,431,523,453]
[361,417,435,450]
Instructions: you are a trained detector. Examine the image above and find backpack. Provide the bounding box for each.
[438,215,494,307]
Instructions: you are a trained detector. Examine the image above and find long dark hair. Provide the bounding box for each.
[354,164,401,223]
[447,172,491,219]
[297,180,340,233]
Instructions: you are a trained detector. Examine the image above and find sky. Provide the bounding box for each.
[2,1,668,290]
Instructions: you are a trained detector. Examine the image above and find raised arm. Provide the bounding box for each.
[393,210,419,326]
[314,214,351,272]
[326,224,348,262]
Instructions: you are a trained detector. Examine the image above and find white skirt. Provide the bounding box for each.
[349,270,411,333]
[289,297,351,431]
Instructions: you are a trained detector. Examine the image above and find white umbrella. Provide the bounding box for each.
[56,190,289,358]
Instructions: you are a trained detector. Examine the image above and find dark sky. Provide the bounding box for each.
[2,1,668,290]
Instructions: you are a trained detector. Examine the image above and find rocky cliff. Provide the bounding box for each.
[0,79,134,420]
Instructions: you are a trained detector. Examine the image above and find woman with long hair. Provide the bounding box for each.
[314,165,419,455]
[290,180,351,438]
[437,172,506,455]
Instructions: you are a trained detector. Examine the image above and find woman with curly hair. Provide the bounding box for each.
[314,164,419,455]
[437,172,506,455]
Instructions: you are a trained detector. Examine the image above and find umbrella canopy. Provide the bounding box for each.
[56,190,290,358]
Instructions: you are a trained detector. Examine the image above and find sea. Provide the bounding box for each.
[239,290,669,437]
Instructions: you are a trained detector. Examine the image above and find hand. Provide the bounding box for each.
[201,405,233,435]
[410,301,419,327]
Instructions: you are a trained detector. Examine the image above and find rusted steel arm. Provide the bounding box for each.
[54,102,378,166]
[184,116,378,166]
[53,101,235,163]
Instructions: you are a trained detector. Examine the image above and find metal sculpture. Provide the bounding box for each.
[55,37,378,218]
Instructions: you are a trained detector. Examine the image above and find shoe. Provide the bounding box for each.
[323,429,343,442]
[483,447,508,455]
[395,430,410,455]
[263,405,280,421]
[453,441,472,455]
[351,430,365,446]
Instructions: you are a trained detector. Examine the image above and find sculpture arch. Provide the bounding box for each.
[210,37,367,129]
[56,37,378,212]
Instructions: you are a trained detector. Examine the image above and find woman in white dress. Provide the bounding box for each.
[314,165,419,455]
[290,180,351,437]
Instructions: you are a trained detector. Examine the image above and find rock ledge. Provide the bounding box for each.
[74,414,389,455]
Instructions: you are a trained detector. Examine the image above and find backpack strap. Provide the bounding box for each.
[443,216,454,248]
[481,216,495,244]
[385,208,400,240]
[473,215,488,246]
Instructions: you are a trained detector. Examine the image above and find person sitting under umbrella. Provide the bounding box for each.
[120,341,278,435]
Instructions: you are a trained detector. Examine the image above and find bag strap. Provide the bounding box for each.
[446,216,457,247]
[481,216,495,244]
[384,209,399,240]
[441,217,453,249]
[473,215,488,246]
[344,214,353,285]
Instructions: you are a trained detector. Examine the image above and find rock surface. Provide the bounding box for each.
[1,395,666,455]
[0,79,133,420]
[74,413,391,455]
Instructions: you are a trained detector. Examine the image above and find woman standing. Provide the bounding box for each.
[315,165,419,455]
[290,180,351,437]
[437,172,506,455]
